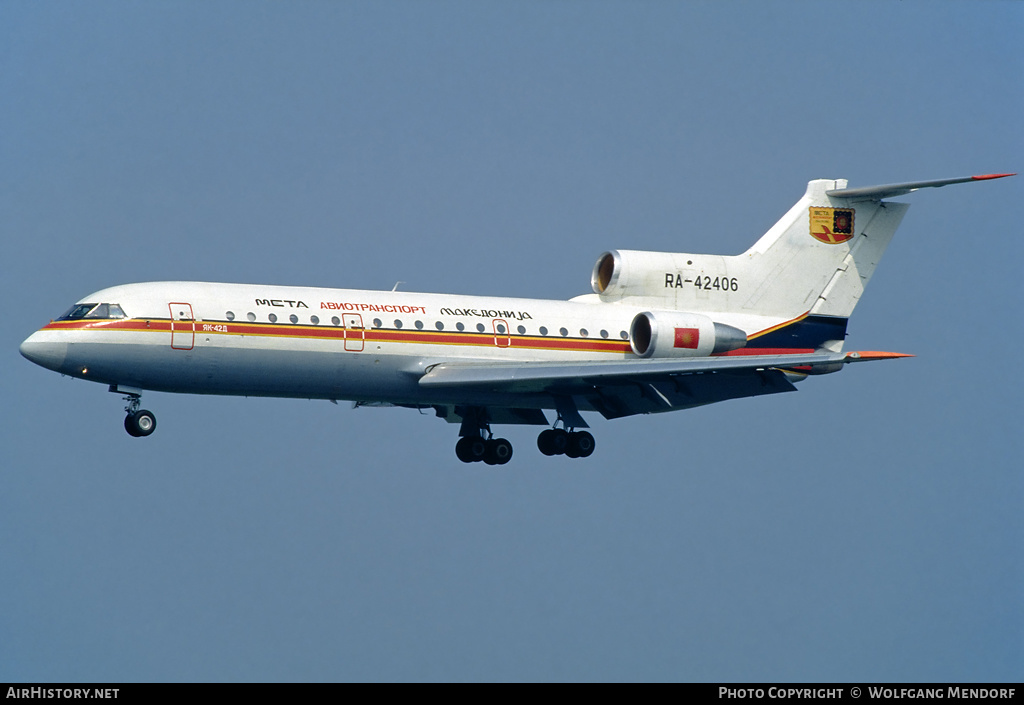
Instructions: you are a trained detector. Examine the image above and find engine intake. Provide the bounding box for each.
[592,249,722,300]
[630,311,747,358]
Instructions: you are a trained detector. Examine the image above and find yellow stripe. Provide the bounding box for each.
[746,311,810,341]
[63,318,632,354]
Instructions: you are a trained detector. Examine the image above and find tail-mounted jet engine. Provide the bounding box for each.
[629,311,747,358]
[592,249,711,300]
[592,249,668,299]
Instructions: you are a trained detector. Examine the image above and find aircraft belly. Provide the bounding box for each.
[62,336,596,411]
[65,341,415,400]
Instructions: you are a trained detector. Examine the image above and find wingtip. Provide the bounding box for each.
[971,173,1016,181]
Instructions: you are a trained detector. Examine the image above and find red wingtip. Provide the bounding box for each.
[971,173,1016,181]
[845,351,915,361]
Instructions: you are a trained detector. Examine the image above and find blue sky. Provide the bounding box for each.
[2,1,1021,682]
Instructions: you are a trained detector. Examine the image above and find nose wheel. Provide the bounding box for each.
[121,392,157,437]
[124,409,157,437]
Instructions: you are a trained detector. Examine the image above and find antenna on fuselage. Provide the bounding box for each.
[392,281,404,291]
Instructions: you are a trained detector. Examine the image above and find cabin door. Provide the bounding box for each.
[343,313,365,352]
[492,318,511,348]
[169,302,195,350]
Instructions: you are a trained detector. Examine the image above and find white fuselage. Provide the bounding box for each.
[20,175,1009,454]
[20,281,796,414]
[20,281,652,409]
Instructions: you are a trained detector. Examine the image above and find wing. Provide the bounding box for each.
[419,351,910,421]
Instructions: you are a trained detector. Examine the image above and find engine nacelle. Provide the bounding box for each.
[593,249,726,300]
[593,250,667,298]
[630,311,747,358]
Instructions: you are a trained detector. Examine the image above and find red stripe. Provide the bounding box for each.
[46,319,171,332]
[713,347,815,357]
[42,319,632,353]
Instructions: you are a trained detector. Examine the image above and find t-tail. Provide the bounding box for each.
[590,173,1014,351]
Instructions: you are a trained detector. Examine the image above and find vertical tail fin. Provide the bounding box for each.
[737,179,908,321]
[740,173,1014,320]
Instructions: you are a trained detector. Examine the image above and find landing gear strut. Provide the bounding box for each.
[455,408,513,465]
[121,393,157,438]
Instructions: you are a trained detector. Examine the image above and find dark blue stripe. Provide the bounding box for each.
[753,315,848,349]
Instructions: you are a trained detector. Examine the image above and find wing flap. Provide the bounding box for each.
[580,368,799,419]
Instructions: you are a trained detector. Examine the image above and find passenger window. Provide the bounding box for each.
[517,325,526,335]
[435,321,444,330]
[600,330,609,339]
[620,331,628,339]
[496,323,506,334]
[268,313,278,323]
[559,327,568,337]
[226,311,235,321]
[247,312,256,322]
[394,319,403,329]
[415,320,424,330]
[476,323,485,333]
[579,328,588,337]
[332,316,341,326]
[373,318,382,328]
[310,315,320,325]
[289,314,298,324]
[456,322,465,332]
[539,326,548,336]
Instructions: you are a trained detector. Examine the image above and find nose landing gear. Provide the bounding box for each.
[121,391,157,437]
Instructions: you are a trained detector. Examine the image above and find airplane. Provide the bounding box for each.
[20,173,1014,464]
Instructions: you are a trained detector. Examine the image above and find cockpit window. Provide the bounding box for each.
[58,303,97,320]
[57,303,127,320]
[84,304,110,319]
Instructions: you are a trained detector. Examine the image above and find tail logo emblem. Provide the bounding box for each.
[809,207,855,244]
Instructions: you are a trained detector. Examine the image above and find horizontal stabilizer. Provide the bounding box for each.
[826,173,1015,202]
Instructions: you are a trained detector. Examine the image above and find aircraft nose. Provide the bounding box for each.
[20,331,68,372]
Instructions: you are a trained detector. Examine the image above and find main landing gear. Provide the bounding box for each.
[455,435,513,465]
[121,392,157,438]
[537,428,595,458]
[452,407,596,465]
[454,407,513,465]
